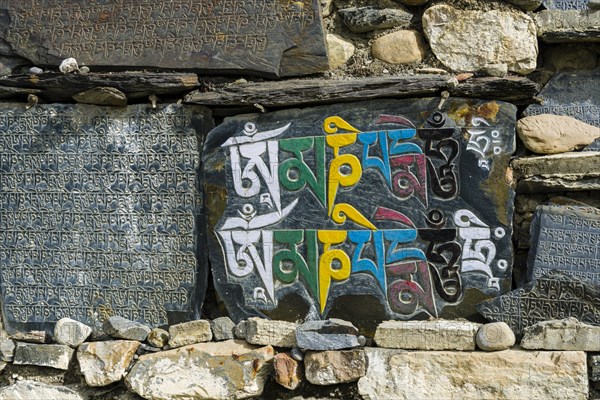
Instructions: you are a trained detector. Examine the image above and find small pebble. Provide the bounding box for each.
[382,69,390,74]
[29,67,43,75]
[59,57,79,74]
[79,66,90,74]
[290,346,304,361]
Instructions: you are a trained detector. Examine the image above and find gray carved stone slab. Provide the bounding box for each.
[477,270,600,335]
[0,0,328,77]
[543,0,590,9]
[0,103,212,334]
[527,205,600,284]
[203,98,516,325]
[524,69,600,127]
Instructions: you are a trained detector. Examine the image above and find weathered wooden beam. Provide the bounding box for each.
[0,72,199,102]
[184,75,540,110]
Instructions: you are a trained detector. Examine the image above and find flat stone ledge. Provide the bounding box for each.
[374,320,481,351]
[521,318,600,351]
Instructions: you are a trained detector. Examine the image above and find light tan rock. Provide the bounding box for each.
[422,5,537,75]
[371,30,427,65]
[304,350,366,385]
[476,322,516,351]
[77,340,140,386]
[521,317,600,351]
[517,114,600,154]
[146,328,169,348]
[374,320,481,350]
[125,340,274,400]
[168,319,212,348]
[358,348,588,400]
[0,380,83,400]
[245,317,297,348]
[72,87,127,106]
[327,34,355,69]
[274,352,303,390]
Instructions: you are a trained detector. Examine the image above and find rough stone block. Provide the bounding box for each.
[305,349,366,385]
[168,320,213,348]
[0,381,83,400]
[535,10,600,42]
[77,340,140,386]
[521,318,600,351]
[13,342,74,370]
[296,319,362,351]
[245,318,297,348]
[104,316,151,342]
[54,318,92,348]
[374,320,481,350]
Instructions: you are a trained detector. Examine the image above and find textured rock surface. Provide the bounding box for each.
[103,316,151,342]
[245,318,297,348]
[168,320,213,348]
[372,30,427,64]
[125,340,274,400]
[358,348,588,400]
[296,319,361,351]
[0,339,15,362]
[521,318,600,351]
[13,343,74,370]
[73,87,128,106]
[0,380,83,400]
[543,45,598,71]
[10,331,48,343]
[517,114,600,154]
[591,354,600,381]
[54,318,93,348]
[374,320,481,350]
[338,6,412,33]
[304,350,366,385]
[327,34,356,69]
[77,340,140,386]
[146,328,169,348]
[535,10,600,42]
[476,322,516,351]
[274,352,303,390]
[422,5,537,74]
[211,317,236,341]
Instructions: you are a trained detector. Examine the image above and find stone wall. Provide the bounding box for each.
[0,0,599,399]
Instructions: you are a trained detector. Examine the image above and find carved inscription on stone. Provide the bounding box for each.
[203,98,516,324]
[528,205,600,283]
[542,0,590,10]
[1,0,328,77]
[477,270,600,334]
[0,104,211,334]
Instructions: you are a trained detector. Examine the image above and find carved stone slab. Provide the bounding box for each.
[0,0,328,77]
[524,69,600,128]
[477,270,600,335]
[527,205,600,283]
[0,103,212,334]
[203,98,516,325]
[543,0,590,9]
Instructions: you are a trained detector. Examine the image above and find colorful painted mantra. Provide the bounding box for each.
[205,100,515,321]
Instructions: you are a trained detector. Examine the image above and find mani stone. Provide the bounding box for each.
[13,342,74,370]
[204,97,516,326]
[146,328,169,348]
[274,352,303,390]
[516,114,600,154]
[476,322,516,351]
[304,349,367,385]
[524,70,600,128]
[357,348,588,400]
[337,6,413,33]
[543,0,590,9]
[0,0,328,77]
[422,5,537,75]
[0,380,84,400]
[168,319,213,348]
[527,205,600,283]
[296,319,362,351]
[77,340,140,387]
[521,317,600,351]
[104,316,151,342]
[374,320,481,351]
[211,316,236,341]
[0,103,211,334]
[244,318,297,348]
[477,270,600,335]
[534,10,600,42]
[125,340,275,400]
[54,318,92,348]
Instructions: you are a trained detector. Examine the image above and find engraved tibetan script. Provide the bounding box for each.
[1,0,328,77]
[0,104,211,334]
[542,0,590,10]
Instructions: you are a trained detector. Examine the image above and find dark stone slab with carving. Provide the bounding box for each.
[543,0,590,9]
[0,103,212,334]
[203,97,516,326]
[527,205,600,284]
[477,270,600,335]
[524,69,600,128]
[0,0,328,77]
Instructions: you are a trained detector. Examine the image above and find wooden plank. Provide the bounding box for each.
[0,72,199,102]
